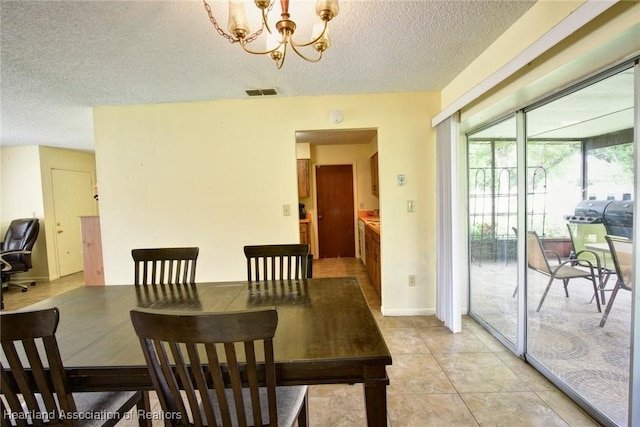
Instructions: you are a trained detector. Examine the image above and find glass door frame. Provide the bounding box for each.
[466,58,639,426]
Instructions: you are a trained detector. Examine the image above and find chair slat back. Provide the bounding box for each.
[605,235,633,290]
[243,244,310,282]
[0,307,76,426]
[132,247,199,285]
[130,307,280,427]
[527,231,551,274]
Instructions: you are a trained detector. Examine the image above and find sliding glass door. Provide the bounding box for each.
[525,66,634,426]
[468,62,636,426]
[468,116,519,348]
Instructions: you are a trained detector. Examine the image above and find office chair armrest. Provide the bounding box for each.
[0,249,31,256]
[0,250,31,272]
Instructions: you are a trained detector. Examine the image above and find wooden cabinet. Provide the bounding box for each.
[80,216,104,286]
[299,221,310,245]
[370,153,379,197]
[365,225,381,295]
[297,159,310,197]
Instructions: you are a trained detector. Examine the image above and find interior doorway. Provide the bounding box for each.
[316,164,355,258]
[51,168,97,277]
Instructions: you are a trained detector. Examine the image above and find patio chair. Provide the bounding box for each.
[0,307,147,426]
[566,223,612,303]
[599,235,633,327]
[527,230,601,313]
[130,306,308,427]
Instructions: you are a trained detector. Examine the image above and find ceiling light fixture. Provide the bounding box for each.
[202,0,339,69]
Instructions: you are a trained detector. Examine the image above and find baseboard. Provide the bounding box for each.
[380,307,435,316]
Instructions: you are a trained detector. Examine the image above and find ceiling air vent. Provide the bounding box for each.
[245,88,278,97]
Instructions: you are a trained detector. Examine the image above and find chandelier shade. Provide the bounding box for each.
[203,0,339,69]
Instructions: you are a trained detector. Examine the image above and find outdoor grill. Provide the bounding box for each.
[564,200,613,224]
[564,199,633,239]
[603,200,634,239]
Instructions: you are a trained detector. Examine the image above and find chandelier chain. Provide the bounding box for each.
[203,0,271,45]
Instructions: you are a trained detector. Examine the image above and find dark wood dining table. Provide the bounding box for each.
[14,277,392,426]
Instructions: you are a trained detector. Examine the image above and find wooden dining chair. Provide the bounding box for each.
[599,235,633,327]
[527,230,601,313]
[130,307,308,427]
[132,247,199,285]
[0,307,147,427]
[243,244,310,282]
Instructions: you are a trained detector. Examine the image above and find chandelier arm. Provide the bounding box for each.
[290,19,329,48]
[275,44,286,69]
[237,39,284,56]
[261,5,277,36]
[289,41,323,63]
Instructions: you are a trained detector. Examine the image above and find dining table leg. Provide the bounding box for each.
[363,366,390,427]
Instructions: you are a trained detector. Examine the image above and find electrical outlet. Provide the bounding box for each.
[408,274,416,286]
[397,174,406,186]
[283,204,291,216]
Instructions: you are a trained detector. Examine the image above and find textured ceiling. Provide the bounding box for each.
[0,0,536,151]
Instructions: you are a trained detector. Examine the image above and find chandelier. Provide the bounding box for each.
[202,0,339,69]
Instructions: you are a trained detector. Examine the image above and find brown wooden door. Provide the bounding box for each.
[316,165,355,258]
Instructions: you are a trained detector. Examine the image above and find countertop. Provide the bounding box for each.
[359,213,380,235]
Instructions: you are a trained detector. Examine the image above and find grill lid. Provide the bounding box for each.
[603,200,633,239]
[564,200,612,224]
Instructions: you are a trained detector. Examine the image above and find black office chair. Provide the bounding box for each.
[1,218,40,293]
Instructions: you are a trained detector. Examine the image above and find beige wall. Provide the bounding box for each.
[1,146,46,279]
[441,0,588,110]
[442,0,639,128]
[0,146,97,281]
[94,91,440,315]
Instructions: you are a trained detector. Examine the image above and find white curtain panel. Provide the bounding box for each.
[435,114,462,333]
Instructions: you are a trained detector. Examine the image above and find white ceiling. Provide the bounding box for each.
[469,68,635,140]
[0,0,537,151]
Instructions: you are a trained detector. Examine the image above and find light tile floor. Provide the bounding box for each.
[1,259,601,426]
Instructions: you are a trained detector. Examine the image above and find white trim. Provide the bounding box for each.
[629,59,640,427]
[432,0,618,128]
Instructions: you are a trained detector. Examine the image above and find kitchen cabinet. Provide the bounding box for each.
[370,153,379,197]
[297,159,310,197]
[299,220,310,245]
[365,225,381,295]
